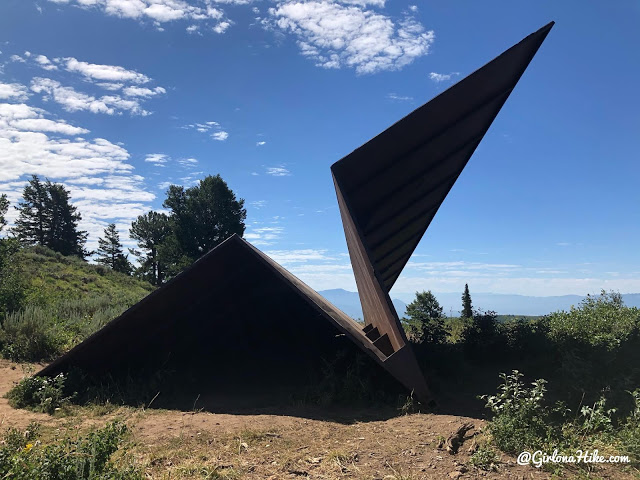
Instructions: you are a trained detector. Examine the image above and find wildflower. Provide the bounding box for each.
[24,443,33,452]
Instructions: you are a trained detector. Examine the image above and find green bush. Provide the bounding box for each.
[0,297,133,361]
[0,306,64,361]
[5,373,74,414]
[480,370,560,453]
[547,291,640,349]
[469,444,499,471]
[0,238,27,320]
[0,421,141,479]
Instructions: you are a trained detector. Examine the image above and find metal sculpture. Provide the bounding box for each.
[39,22,554,406]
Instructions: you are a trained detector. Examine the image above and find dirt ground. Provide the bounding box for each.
[0,360,635,479]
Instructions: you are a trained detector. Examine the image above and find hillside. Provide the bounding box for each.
[15,245,154,306]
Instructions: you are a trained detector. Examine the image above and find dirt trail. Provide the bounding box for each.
[1,361,632,479]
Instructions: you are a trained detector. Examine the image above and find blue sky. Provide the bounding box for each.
[0,0,638,300]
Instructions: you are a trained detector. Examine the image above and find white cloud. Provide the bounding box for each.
[256,140,266,146]
[387,92,412,101]
[0,82,29,101]
[31,77,150,115]
[95,82,125,91]
[0,99,154,251]
[213,21,231,34]
[408,4,417,12]
[9,54,26,63]
[64,57,151,83]
[145,153,169,164]
[122,85,166,97]
[267,1,434,74]
[338,0,385,6]
[265,166,291,176]
[264,248,335,264]
[34,54,58,71]
[429,71,459,83]
[249,200,266,208]
[45,0,231,31]
[244,226,284,246]
[183,121,229,140]
[211,130,229,141]
[178,157,198,166]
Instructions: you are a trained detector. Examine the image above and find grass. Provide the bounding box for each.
[0,246,153,361]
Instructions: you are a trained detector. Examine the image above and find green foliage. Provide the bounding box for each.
[546,290,640,349]
[404,290,447,345]
[580,396,616,435]
[163,174,246,262]
[0,306,64,361]
[0,421,141,479]
[129,211,172,285]
[0,238,27,320]
[0,193,8,233]
[480,370,558,454]
[13,175,88,258]
[469,444,499,471]
[130,174,246,285]
[0,246,152,361]
[616,389,640,465]
[461,283,473,319]
[96,223,132,275]
[5,373,73,414]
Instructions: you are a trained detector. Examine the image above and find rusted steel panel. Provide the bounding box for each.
[331,22,554,293]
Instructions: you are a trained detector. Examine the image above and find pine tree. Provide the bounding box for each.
[461,283,473,319]
[405,290,447,344]
[13,176,88,258]
[96,223,132,274]
[130,211,172,285]
[0,194,9,234]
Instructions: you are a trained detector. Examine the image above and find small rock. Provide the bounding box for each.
[448,471,462,479]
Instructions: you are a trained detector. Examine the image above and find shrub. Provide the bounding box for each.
[0,306,64,361]
[547,291,640,349]
[0,421,141,479]
[0,297,132,361]
[480,370,559,453]
[469,444,499,471]
[5,373,74,414]
[0,238,27,320]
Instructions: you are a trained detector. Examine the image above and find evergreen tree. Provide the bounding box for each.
[461,283,473,319]
[129,211,172,285]
[0,194,9,234]
[13,176,88,258]
[163,174,246,262]
[405,290,447,345]
[96,223,132,275]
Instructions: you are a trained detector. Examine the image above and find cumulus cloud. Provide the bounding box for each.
[256,140,266,146]
[0,98,155,250]
[45,0,231,33]
[0,82,30,101]
[34,54,58,71]
[211,130,228,141]
[267,1,434,74]
[122,85,166,97]
[64,57,151,83]
[429,71,459,83]
[31,77,150,115]
[213,21,231,33]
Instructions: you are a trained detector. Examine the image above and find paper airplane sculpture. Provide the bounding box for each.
[39,22,553,406]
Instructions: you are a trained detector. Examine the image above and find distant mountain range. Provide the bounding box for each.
[318,289,640,318]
